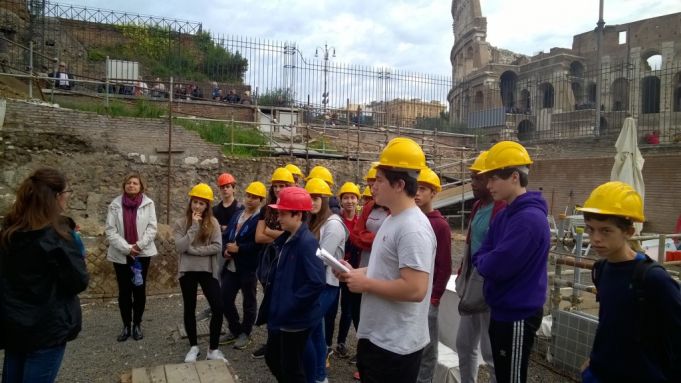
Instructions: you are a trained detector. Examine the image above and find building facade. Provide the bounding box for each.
[448,1,681,143]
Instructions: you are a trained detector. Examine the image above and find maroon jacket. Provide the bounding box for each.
[425,210,452,306]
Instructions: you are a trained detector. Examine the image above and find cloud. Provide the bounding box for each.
[62,0,679,76]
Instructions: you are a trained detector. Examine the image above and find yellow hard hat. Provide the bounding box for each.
[417,168,442,192]
[480,141,533,174]
[270,167,295,184]
[304,177,333,196]
[469,151,489,172]
[576,181,644,222]
[338,182,361,198]
[364,164,378,181]
[188,183,214,201]
[362,186,372,197]
[306,166,334,186]
[285,163,304,178]
[244,181,267,198]
[377,137,426,171]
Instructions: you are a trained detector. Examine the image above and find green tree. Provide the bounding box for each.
[257,88,295,107]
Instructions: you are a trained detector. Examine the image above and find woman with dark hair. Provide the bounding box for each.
[0,168,89,383]
[173,183,226,363]
[106,172,158,342]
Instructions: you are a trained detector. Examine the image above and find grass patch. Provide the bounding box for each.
[174,119,268,157]
[309,137,337,152]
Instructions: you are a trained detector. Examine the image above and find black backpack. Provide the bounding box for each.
[591,255,663,343]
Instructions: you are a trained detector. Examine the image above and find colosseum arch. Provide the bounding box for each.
[538,82,555,109]
[500,71,518,111]
[641,76,661,114]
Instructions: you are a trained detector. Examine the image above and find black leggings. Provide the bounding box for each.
[179,272,224,350]
[113,256,151,326]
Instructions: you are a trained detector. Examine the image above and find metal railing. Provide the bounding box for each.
[452,62,681,144]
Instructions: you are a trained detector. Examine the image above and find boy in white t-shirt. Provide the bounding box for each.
[338,137,436,383]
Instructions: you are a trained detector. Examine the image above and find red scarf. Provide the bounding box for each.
[122,193,143,245]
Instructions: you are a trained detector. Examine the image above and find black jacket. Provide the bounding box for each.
[0,225,89,352]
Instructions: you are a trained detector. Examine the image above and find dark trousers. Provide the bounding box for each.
[488,309,543,383]
[179,272,224,350]
[2,344,66,383]
[324,286,340,347]
[221,270,258,336]
[265,329,311,383]
[113,256,151,326]
[336,282,361,344]
[357,338,424,383]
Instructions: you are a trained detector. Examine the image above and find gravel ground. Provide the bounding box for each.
[0,235,575,382]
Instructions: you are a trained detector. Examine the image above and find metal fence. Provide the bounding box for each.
[0,0,454,131]
[452,62,681,144]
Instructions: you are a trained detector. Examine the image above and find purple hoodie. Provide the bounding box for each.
[472,191,550,321]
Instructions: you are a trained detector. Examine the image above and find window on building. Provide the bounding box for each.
[500,71,518,111]
[643,53,662,71]
[674,72,681,112]
[618,31,627,45]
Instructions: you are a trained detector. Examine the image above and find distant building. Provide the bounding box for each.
[448,0,681,142]
[372,99,446,128]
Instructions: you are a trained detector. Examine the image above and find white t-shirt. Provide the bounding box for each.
[357,206,436,355]
[359,206,390,268]
[319,214,348,286]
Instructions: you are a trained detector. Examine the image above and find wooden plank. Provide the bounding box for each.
[164,363,200,383]
[148,365,168,383]
[131,368,151,383]
[195,360,236,383]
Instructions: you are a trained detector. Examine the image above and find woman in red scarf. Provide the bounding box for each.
[105,173,158,342]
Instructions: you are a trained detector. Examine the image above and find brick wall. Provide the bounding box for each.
[530,153,681,233]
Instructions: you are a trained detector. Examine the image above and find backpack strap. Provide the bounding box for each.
[631,255,665,343]
[591,259,607,302]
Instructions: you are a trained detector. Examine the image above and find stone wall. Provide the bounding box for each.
[530,153,681,234]
[0,98,368,298]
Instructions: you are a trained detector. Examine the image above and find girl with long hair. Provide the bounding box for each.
[0,168,89,383]
[304,177,348,383]
[172,183,226,363]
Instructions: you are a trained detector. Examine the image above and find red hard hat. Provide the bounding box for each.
[268,187,312,211]
[217,173,236,186]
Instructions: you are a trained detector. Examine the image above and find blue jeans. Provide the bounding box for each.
[304,285,340,382]
[2,344,66,383]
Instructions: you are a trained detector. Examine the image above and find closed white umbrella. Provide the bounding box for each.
[611,117,645,233]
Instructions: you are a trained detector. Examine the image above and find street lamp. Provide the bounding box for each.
[315,43,335,113]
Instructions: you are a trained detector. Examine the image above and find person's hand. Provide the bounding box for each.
[333,259,354,280]
[226,243,239,253]
[221,225,228,232]
[192,211,203,224]
[344,267,370,294]
[130,244,141,257]
[223,248,232,260]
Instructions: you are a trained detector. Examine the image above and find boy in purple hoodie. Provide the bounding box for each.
[472,141,550,383]
[414,168,452,383]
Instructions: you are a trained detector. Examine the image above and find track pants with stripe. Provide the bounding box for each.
[488,309,543,383]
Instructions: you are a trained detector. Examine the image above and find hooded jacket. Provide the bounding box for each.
[267,223,325,331]
[472,191,550,321]
[0,226,89,352]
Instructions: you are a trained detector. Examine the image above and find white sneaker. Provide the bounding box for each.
[184,346,200,363]
[206,348,227,362]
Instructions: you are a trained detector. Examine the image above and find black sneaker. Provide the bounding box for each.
[251,344,267,359]
[336,343,349,358]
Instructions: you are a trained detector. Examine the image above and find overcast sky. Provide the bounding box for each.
[63,0,679,76]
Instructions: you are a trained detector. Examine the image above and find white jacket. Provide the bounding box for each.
[106,194,158,264]
[320,214,348,287]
